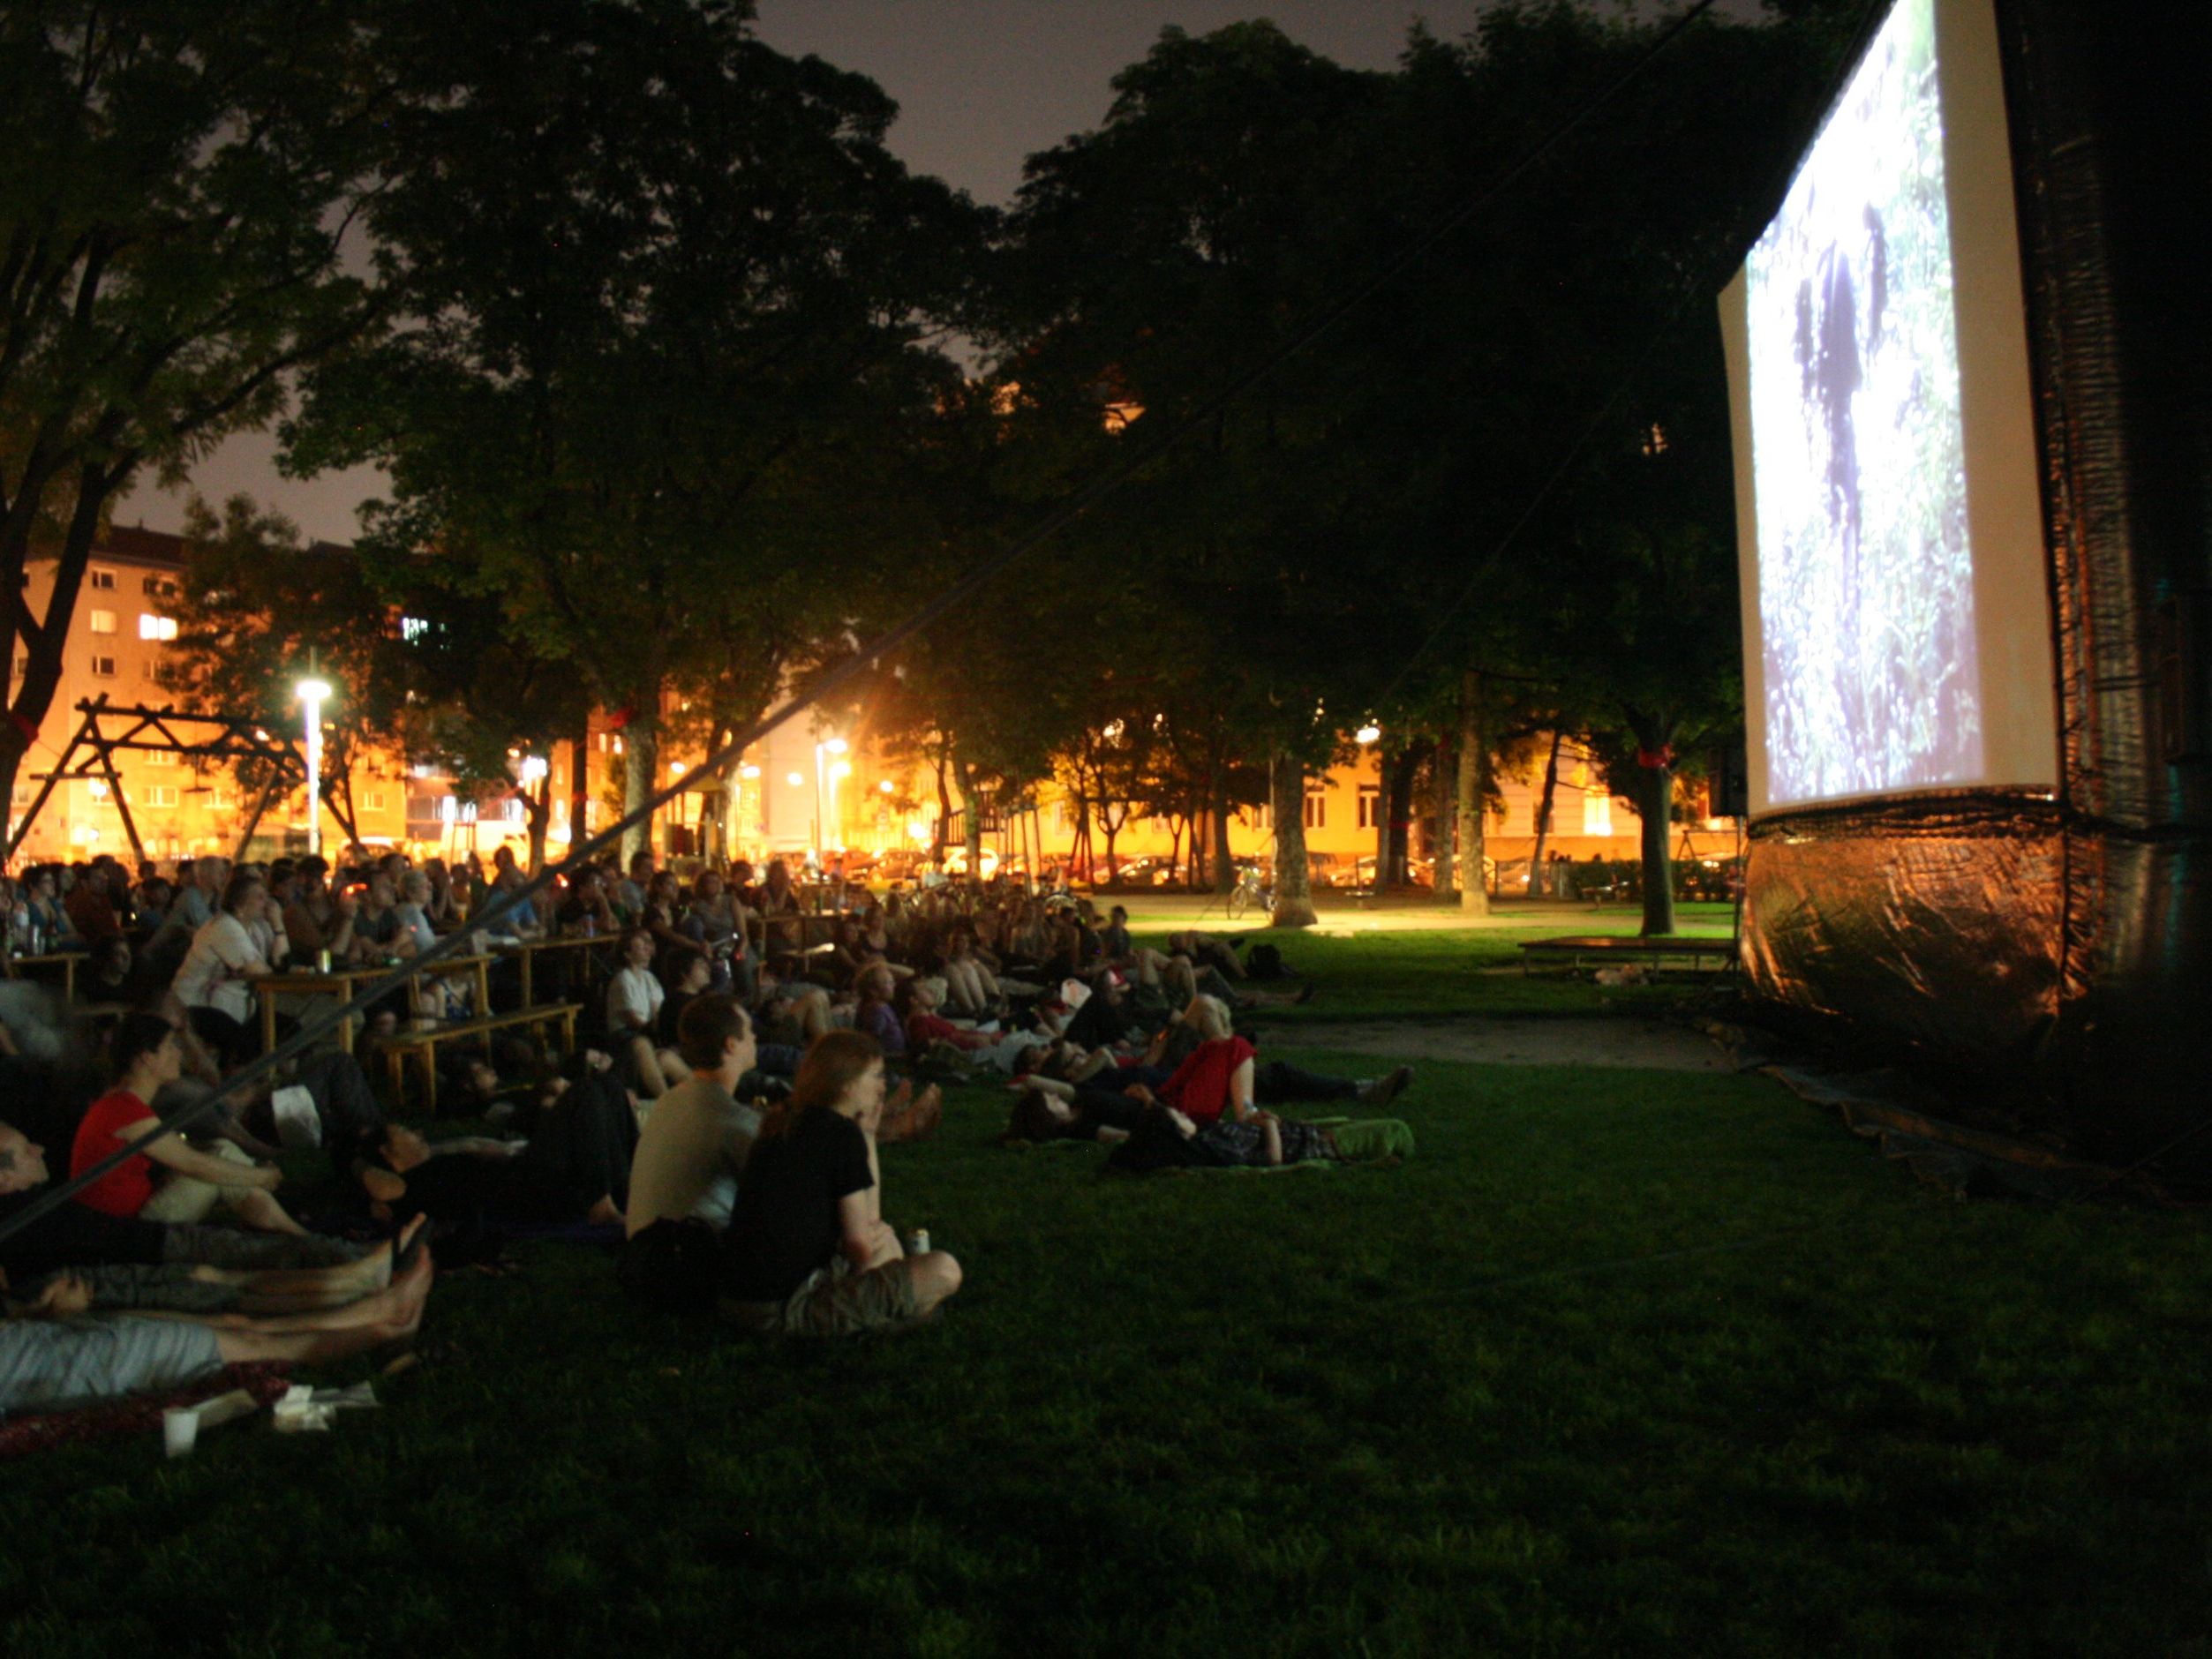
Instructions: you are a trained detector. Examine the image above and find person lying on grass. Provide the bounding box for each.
[351,1068,636,1230]
[719,1031,960,1337]
[3,1211,424,1319]
[1107,1101,1363,1172]
[2,1119,377,1310]
[70,1014,319,1238]
[0,1245,432,1417]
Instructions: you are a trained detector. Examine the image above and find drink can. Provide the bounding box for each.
[905,1228,929,1257]
[317,949,332,974]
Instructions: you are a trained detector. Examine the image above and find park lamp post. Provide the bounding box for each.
[296,672,334,857]
[1354,722,1382,745]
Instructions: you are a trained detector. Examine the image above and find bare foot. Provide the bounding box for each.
[363,1167,407,1205]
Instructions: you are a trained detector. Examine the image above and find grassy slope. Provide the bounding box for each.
[7,1047,2212,1655]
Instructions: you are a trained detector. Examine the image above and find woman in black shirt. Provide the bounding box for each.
[720,1031,960,1336]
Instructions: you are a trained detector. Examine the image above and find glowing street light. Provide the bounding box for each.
[297,672,334,856]
[518,754,550,784]
[1354,723,1382,745]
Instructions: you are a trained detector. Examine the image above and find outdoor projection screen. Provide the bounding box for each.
[1720,0,2053,817]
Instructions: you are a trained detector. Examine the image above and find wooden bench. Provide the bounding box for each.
[1517,935,1740,977]
[379,1003,582,1114]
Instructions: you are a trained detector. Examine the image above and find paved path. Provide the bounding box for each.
[1263,1015,1738,1072]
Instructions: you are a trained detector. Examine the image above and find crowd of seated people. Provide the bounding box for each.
[2,845,1423,1424]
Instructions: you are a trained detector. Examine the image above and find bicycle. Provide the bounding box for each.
[1224,863,1275,921]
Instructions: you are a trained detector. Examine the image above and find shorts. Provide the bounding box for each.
[719,1253,921,1338]
[35,1264,243,1314]
[141,1138,260,1225]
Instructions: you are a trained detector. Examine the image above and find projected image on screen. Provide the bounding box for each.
[1747,0,1977,806]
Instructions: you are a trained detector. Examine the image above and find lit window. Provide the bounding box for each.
[146,749,178,768]
[1358,786,1381,830]
[87,609,117,634]
[366,791,387,812]
[88,568,115,590]
[147,784,179,807]
[1303,792,1326,830]
[139,614,177,641]
[1582,792,1614,838]
[401,616,431,642]
[91,654,117,678]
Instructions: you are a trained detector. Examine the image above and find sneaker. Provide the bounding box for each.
[1357,1066,1413,1107]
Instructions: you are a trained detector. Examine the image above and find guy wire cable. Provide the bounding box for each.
[1,0,1724,1247]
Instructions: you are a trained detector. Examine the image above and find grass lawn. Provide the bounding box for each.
[6,947,2211,1654]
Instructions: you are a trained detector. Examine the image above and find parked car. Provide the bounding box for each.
[1107,855,1182,888]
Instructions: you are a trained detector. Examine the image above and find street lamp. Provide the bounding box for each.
[296,673,334,857]
[1355,723,1382,745]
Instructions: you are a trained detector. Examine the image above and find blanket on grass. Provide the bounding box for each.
[0,1362,293,1460]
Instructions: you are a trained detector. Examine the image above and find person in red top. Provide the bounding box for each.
[71,1013,309,1235]
[1147,995,1257,1124]
[901,978,989,1055]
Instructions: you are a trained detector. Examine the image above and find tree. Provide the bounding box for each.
[288,0,988,863]
[163,496,408,850]
[1,1,392,841]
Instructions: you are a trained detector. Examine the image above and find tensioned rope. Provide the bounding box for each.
[0,0,1722,1247]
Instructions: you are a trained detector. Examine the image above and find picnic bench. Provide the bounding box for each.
[1517,935,1741,976]
[3,950,79,1002]
[379,1002,583,1113]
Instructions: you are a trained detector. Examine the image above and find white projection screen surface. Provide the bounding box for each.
[1720,0,2055,817]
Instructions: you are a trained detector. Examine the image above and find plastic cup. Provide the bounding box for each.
[162,1406,199,1459]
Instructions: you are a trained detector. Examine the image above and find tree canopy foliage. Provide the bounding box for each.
[4,0,1875,920]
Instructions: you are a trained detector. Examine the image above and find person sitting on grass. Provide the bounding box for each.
[853,963,905,1057]
[70,1014,316,1238]
[627,996,761,1236]
[1111,996,1413,1121]
[0,1246,433,1417]
[901,976,993,1055]
[719,1031,960,1337]
[2,1119,373,1298]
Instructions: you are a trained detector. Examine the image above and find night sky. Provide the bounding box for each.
[117,0,1763,543]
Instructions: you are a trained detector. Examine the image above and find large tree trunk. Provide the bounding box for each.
[1456,672,1489,916]
[960,762,985,875]
[1386,746,1419,888]
[1210,763,1236,892]
[1529,729,1563,897]
[620,702,659,867]
[524,784,551,875]
[1431,739,1456,897]
[1269,760,1317,928]
[930,746,952,864]
[1096,800,1125,882]
[569,719,592,853]
[1630,718,1678,937]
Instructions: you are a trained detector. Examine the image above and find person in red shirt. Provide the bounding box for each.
[1144,995,1258,1125]
[71,1013,309,1235]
